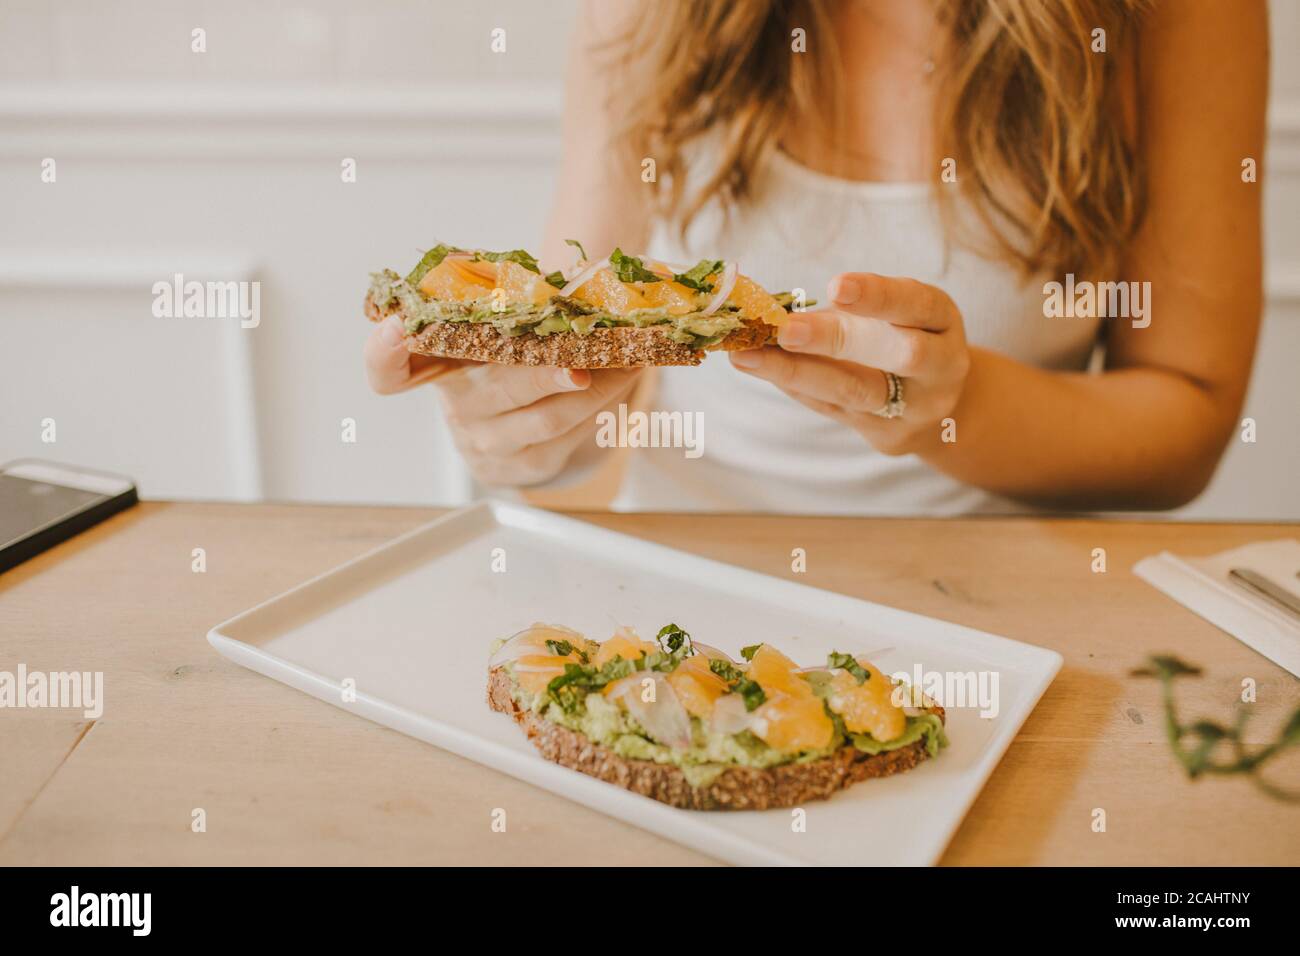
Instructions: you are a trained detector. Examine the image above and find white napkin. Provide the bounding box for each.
[1133,538,1300,677]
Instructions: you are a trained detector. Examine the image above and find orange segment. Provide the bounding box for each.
[593,634,656,670]
[573,268,651,315]
[677,653,724,679]
[746,644,810,698]
[728,273,788,328]
[502,624,596,659]
[828,664,906,742]
[513,651,582,695]
[753,692,835,753]
[417,258,495,302]
[454,258,497,283]
[495,259,558,306]
[636,278,701,315]
[666,654,729,718]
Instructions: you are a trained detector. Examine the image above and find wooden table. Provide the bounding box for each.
[1,502,1296,865]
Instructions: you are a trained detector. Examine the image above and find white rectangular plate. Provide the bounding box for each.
[208,501,1061,866]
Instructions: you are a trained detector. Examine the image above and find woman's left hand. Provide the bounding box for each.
[729,273,971,456]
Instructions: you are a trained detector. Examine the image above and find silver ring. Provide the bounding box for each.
[872,371,906,419]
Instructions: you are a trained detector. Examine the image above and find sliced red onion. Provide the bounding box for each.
[691,642,733,663]
[797,647,894,674]
[511,658,565,675]
[606,673,693,750]
[487,623,585,668]
[611,624,644,643]
[560,243,589,281]
[645,258,690,280]
[559,257,610,297]
[701,262,738,315]
[709,693,759,735]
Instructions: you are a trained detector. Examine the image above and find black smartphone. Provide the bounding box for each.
[0,459,138,574]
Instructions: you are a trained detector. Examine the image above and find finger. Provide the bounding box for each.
[470,411,598,488]
[364,316,464,394]
[464,368,640,458]
[438,363,591,422]
[364,317,419,395]
[730,348,890,413]
[784,390,860,430]
[827,273,955,332]
[777,311,940,378]
[467,434,576,488]
[408,352,460,384]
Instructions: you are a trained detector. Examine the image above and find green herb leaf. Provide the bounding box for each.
[705,657,766,711]
[405,243,462,286]
[1133,653,1300,801]
[608,248,661,284]
[643,645,690,673]
[827,651,869,684]
[475,248,542,274]
[546,662,595,715]
[709,658,745,683]
[544,654,635,714]
[1131,655,1203,678]
[544,638,588,663]
[543,269,567,289]
[600,656,637,682]
[543,295,596,319]
[672,258,724,292]
[1282,708,1300,746]
[656,623,693,654]
[564,238,588,261]
[1188,719,1229,742]
[739,644,762,661]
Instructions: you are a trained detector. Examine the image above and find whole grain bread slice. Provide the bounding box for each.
[487,667,945,811]
[365,292,777,368]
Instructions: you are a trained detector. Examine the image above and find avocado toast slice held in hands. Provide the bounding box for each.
[487,623,947,810]
[365,242,801,368]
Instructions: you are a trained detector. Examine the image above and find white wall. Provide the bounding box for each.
[0,0,577,505]
[0,0,1295,517]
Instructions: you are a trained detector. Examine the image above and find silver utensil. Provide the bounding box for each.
[1229,567,1300,620]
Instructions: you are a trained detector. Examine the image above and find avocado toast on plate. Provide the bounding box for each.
[365,242,802,368]
[487,623,947,810]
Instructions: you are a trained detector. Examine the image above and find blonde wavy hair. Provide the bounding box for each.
[608,0,1148,279]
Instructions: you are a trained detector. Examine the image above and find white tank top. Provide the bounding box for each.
[612,146,1101,515]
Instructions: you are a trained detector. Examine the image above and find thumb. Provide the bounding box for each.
[364,316,417,394]
[365,316,462,394]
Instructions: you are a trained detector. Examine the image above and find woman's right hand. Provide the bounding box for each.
[365,315,641,487]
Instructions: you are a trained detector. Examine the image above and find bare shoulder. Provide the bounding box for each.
[1108,0,1266,402]
[1137,0,1268,101]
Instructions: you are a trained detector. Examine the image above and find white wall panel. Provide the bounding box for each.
[0,267,263,500]
[0,79,565,506]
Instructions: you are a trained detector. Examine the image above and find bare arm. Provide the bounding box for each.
[921,0,1266,508]
[736,0,1267,510]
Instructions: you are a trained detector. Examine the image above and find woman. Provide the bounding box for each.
[366,0,1266,514]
